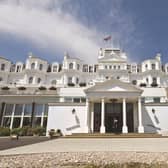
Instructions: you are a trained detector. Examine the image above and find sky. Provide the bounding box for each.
[0,0,168,64]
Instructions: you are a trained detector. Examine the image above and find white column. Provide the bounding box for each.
[20,104,25,128]
[41,104,45,127]
[91,102,94,133]
[138,97,144,133]
[122,98,128,133]
[100,98,105,133]
[10,104,15,129]
[84,98,89,133]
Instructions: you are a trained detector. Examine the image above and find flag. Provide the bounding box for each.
[104,35,111,41]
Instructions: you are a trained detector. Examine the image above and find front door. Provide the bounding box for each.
[105,103,122,133]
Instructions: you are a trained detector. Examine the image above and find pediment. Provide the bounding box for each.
[85,78,142,93]
[98,55,126,63]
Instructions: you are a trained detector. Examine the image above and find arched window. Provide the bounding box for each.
[31,63,35,69]
[51,80,57,85]
[29,77,33,84]
[151,63,156,70]
[37,78,41,84]
[39,64,43,70]
[69,63,73,69]
[53,65,57,72]
[77,64,80,70]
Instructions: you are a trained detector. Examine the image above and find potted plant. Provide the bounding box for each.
[18,86,26,90]
[1,86,10,90]
[49,86,57,90]
[38,86,47,90]
[48,129,55,139]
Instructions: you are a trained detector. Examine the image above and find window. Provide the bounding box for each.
[31,63,35,69]
[39,64,43,70]
[4,104,13,116]
[153,97,160,103]
[105,65,107,69]
[14,104,23,116]
[51,80,57,85]
[3,117,11,127]
[29,77,33,84]
[77,64,80,70]
[16,65,21,72]
[68,77,72,84]
[118,65,120,69]
[12,117,21,128]
[151,63,156,70]
[23,117,31,126]
[145,64,148,69]
[73,98,80,103]
[69,63,73,69]
[37,78,41,84]
[76,77,79,84]
[1,64,5,71]
[152,77,157,84]
[146,78,149,83]
[132,80,137,85]
[0,77,3,82]
[24,104,32,116]
[114,65,116,70]
[34,104,43,116]
[83,65,88,72]
[109,65,112,69]
[53,65,57,72]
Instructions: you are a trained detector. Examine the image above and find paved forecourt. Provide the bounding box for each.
[1,138,168,155]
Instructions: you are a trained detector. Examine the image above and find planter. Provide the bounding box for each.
[10,134,19,140]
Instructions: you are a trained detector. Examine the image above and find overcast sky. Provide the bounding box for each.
[0,0,167,64]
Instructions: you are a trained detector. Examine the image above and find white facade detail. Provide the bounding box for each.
[0,48,168,136]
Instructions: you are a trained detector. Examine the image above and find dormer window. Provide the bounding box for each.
[145,64,148,69]
[69,63,73,69]
[118,65,120,69]
[39,64,43,71]
[1,64,5,71]
[53,65,57,72]
[114,65,116,70]
[29,77,33,84]
[151,63,156,70]
[16,65,21,72]
[31,63,35,70]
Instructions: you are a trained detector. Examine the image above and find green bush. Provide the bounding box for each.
[0,127,10,136]
[11,128,23,136]
[33,126,46,136]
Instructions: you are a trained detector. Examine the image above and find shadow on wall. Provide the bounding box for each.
[142,106,161,133]
[66,109,81,131]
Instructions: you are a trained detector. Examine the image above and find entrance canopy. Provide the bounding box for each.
[85,78,143,99]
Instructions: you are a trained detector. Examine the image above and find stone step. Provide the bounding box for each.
[64,133,164,138]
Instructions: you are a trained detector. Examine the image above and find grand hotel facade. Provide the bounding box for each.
[0,48,168,135]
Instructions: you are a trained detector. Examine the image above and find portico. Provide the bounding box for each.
[84,78,144,134]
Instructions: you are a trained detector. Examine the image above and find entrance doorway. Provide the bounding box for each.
[93,102,134,133]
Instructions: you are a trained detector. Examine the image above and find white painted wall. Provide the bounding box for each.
[47,105,86,135]
[142,105,168,134]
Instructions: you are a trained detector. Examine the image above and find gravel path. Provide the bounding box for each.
[1,152,168,168]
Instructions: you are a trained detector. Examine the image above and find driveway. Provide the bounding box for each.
[1,138,168,155]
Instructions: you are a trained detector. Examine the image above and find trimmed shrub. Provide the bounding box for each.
[0,127,10,136]
[139,83,146,87]
[151,83,158,87]
[33,126,46,136]
[11,128,23,136]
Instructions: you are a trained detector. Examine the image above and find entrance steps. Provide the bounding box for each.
[64,133,164,138]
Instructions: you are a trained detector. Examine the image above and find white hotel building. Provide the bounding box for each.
[0,48,168,135]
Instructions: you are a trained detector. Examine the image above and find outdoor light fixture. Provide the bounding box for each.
[72,108,76,114]
[152,108,155,114]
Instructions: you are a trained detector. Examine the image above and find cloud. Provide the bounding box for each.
[0,0,101,63]
[0,0,136,63]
